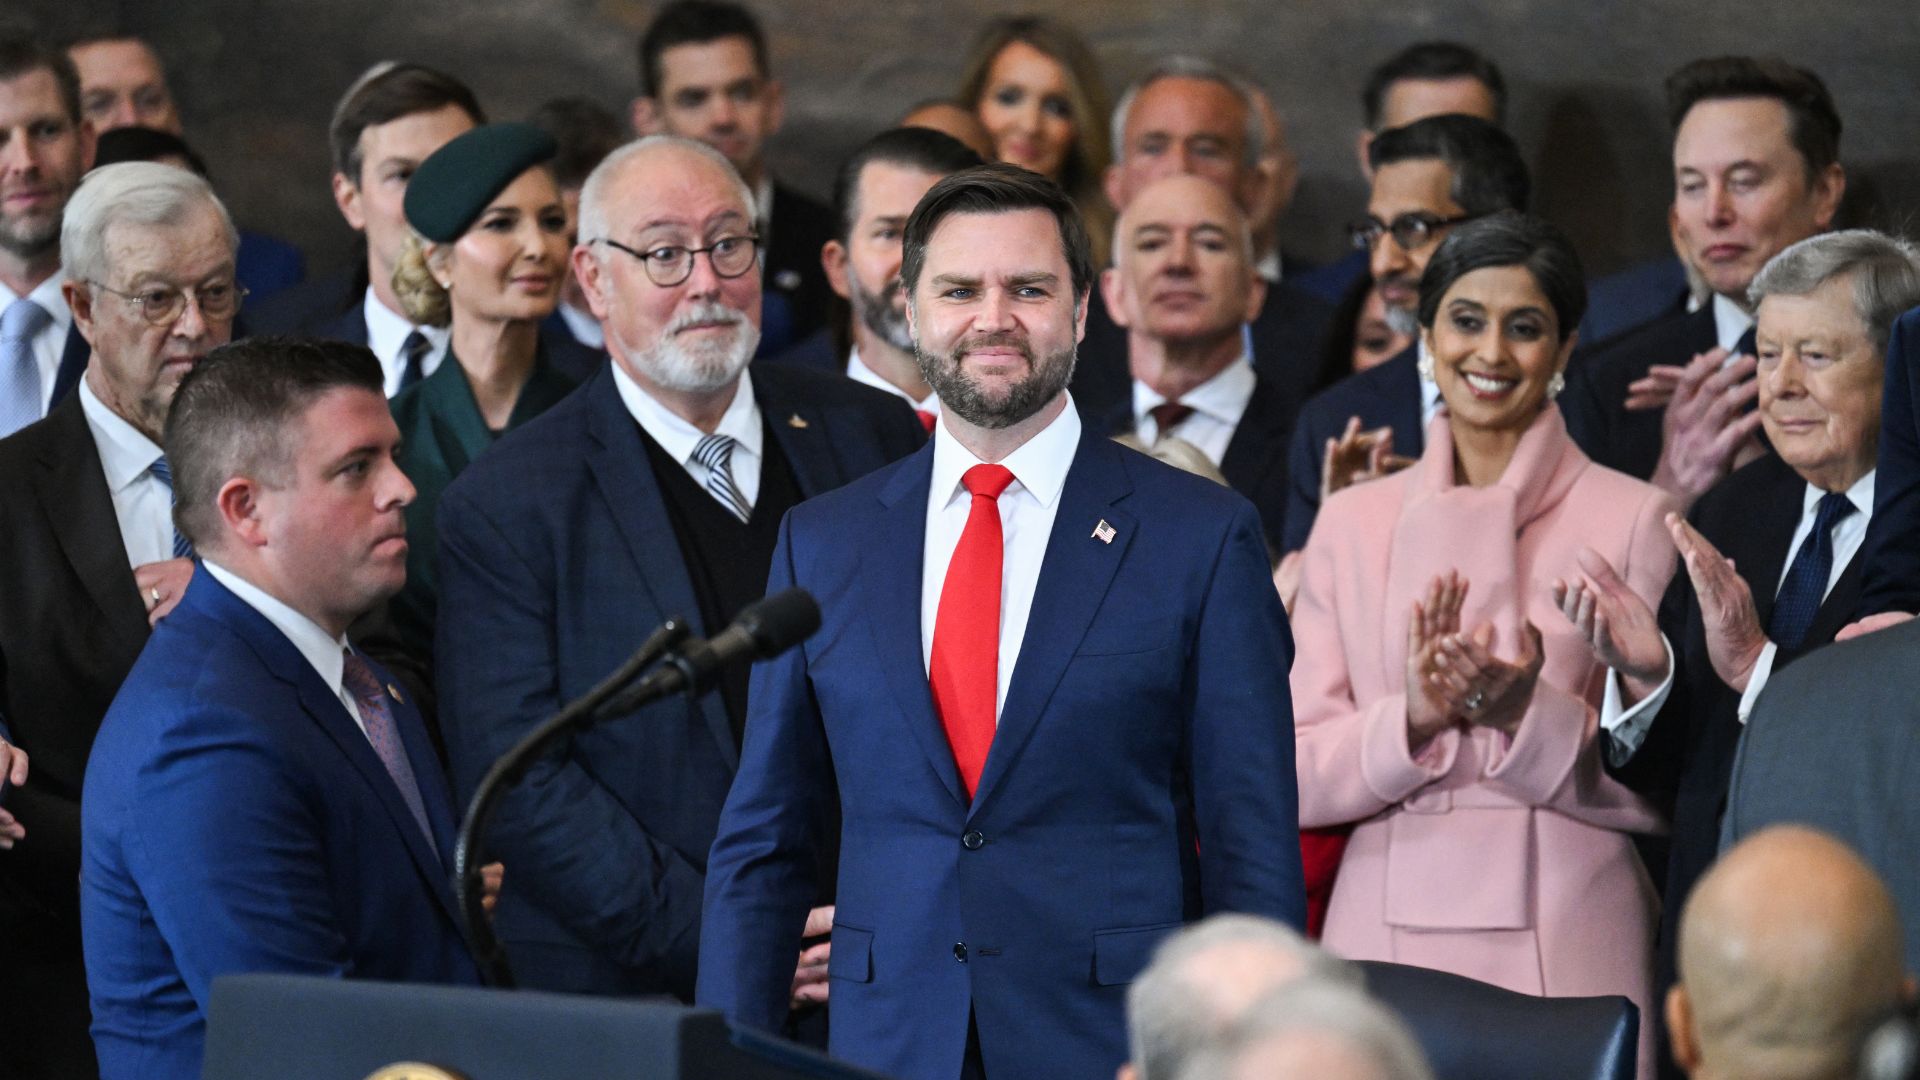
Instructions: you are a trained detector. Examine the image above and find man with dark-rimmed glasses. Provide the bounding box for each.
[432,134,922,1001]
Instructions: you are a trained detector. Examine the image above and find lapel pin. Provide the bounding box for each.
[1093,519,1116,544]
[387,683,405,705]
[788,413,810,429]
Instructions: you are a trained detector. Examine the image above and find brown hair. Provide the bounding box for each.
[901,163,1093,305]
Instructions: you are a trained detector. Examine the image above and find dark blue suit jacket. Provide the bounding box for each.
[434,363,923,999]
[1858,305,1920,615]
[48,322,87,409]
[697,427,1305,1080]
[1281,343,1423,553]
[80,570,478,1080]
[1579,256,1689,346]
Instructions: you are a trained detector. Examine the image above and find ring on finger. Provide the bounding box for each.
[149,586,162,607]
[1464,688,1486,713]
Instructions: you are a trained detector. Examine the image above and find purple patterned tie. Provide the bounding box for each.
[341,650,438,855]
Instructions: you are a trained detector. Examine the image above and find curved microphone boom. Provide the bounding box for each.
[601,588,822,714]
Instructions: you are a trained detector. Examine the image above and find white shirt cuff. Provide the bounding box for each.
[1601,635,1676,767]
[1734,641,1780,725]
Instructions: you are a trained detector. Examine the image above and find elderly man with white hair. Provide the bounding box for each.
[1176,981,1435,1080]
[0,160,237,1079]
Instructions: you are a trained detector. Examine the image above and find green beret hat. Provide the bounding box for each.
[403,122,558,243]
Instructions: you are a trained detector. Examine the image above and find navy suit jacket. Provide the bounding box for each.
[1579,256,1690,346]
[1281,343,1423,553]
[697,427,1305,1080]
[1558,305,1718,481]
[80,570,479,1080]
[1857,305,1920,615]
[47,321,88,409]
[760,326,840,373]
[434,362,923,999]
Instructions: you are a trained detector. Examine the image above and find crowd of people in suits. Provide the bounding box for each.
[6,5,1920,1080]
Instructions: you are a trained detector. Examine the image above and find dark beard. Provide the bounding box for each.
[851,274,914,353]
[914,333,1076,430]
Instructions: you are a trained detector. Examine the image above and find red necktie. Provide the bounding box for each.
[916,409,938,434]
[1148,401,1194,442]
[930,463,1016,799]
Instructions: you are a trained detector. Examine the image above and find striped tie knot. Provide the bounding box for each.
[692,432,751,522]
[148,455,195,560]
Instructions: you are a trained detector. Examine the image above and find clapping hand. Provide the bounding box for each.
[1406,572,1467,749]
[0,736,28,849]
[1666,514,1767,690]
[1323,416,1414,503]
[1649,347,1765,506]
[1432,622,1546,737]
[1552,547,1670,701]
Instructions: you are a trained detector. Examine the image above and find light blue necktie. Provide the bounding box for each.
[0,297,50,438]
[145,455,196,560]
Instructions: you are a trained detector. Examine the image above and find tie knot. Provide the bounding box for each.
[963,463,1015,500]
[1815,490,1856,530]
[401,329,432,359]
[1,297,49,340]
[1148,401,1195,437]
[693,432,737,469]
[148,454,173,488]
[341,650,384,704]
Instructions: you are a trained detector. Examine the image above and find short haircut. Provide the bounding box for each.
[576,133,756,250]
[61,161,238,286]
[637,0,769,99]
[166,337,385,550]
[1750,229,1920,355]
[328,61,485,182]
[527,96,626,192]
[1665,56,1842,178]
[1361,41,1507,131]
[1109,55,1266,169]
[93,125,208,175]
[1178,982,1434,1080]
[831,127,985,242]
[901,163,1093,306]
[1417,210,1587,342]
[0,31,83,125]
[1370,114,1532,217]
[1127,915,1363,1080]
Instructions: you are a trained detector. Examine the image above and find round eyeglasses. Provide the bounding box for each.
[88,278,247,326]
[593,235,761,287]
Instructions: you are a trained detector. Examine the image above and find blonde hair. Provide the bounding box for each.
[392,233,451,328]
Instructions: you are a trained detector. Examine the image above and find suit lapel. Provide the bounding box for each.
[1742,456,1811,630]
[866,446,969,808]
[1380,347,1426,457]
[49,323,87,408]
[1219,376,1289,496]
[33,396,150,653]
[757,371,841,497]
[969,432,1135,817]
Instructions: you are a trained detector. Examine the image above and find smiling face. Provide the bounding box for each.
[1756,276,1882,491]
[0,67,92,263]
[1672,97,1843,302]
[1106,174,1263,354]
[440,166,570,325]
[976,41,1076,181]
[907,207,1083,429]
[1424,263,1572,434]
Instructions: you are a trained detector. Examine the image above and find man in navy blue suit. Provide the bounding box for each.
[81,337,481,1080]
[698,164,1303,1080]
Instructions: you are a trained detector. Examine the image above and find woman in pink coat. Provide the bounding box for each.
[1293,212,1677,1077]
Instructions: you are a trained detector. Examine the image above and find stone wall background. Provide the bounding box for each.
[18,0,1920,280]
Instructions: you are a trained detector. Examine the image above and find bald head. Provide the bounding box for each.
[1103,175,1264,367]
[1671,826,1908,1080]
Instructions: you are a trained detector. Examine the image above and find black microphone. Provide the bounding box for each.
[606,588,821,710]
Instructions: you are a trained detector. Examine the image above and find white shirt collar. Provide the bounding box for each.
[1805,468,1876,519]
[362,286,448,368]
[1255,249,1282,284]
[1712,293,1755,353]
[0,270,73,331]
[201,559,351,695]
[929,394,1081,512]
[1131,352,1255,427]
[755,175,776,231]
[1418,337,1443,423]
[847,345,938,412]
[77,375,164,494]
[610,360,763,465]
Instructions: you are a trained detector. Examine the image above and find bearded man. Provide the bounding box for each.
[434,134,922,998]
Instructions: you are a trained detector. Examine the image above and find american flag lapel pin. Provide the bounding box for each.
[1093,519,1116,544]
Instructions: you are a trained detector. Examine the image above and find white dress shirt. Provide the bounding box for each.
[848,346,939,415]
[611,361,764,508]
[1131,353,1255,466]
[363,287,447,398]
[557,301,604,349]
[920,398,1082,722]
[1,272,74,415]
[78,376,176,569]
[1712,293,1755,354]
[201,560,367,736]
[1418,338,1443,428]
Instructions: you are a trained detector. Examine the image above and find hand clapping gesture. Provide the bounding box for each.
[1406,572,1546,745]
[1323,416,1414,503]
[1552,546,1670,702]
[0,736,28,849]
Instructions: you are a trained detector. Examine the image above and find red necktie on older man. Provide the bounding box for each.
[929,464,1015,800]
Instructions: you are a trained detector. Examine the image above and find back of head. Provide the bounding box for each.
[1361,41,1506,130]
[831,126,986,242]
[1176,981,1434,1080]
[1127,914,1362,1080]
[328,61,486,182]
[527,96,626,192]
[638,0,768,98]
[166,337,384,553]
[1665,55,1842,177]
[90,124,208,176]
[1675,825,1907,1080]
[1369,114,1530,217]
[0,29,83,125]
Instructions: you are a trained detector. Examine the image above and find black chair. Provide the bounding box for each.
[203,973,893,1080]
[1357,960,1637,1080]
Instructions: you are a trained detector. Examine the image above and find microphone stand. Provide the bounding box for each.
[453,617,692,987]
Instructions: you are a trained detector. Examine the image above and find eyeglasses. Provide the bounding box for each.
[593,235,761,287]
[88,279,247,326]
[1348,212,1479,253]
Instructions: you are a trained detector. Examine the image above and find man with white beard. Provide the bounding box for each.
[434,134,923,999]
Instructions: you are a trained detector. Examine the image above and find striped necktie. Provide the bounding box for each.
[146,455,196,559]
[0,297,50,437]
[692,433,751,522]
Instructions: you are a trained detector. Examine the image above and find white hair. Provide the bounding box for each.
[1176,982,1434,1080]
[576,134,758,250]
[1749,229,1920,355]
[1110,56,1266,170]
[61,162,238,286]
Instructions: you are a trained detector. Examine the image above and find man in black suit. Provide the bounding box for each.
[1571,228,1920,1079]
[632,0,834,357]
[1102,175,1289,553]
[435,135,921,999]
[0,162,238,1080]
[247,63,482,395]
[1559,56,1846,501]
[0,33,94,438]
[1075,55,1333,428]
[1280,114,1529,554]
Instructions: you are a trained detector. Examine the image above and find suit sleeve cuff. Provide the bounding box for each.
[1600,635,1675,767]
[1735,641,1780,724]
[1484,681,1589,803]
[1360,693,1458,804]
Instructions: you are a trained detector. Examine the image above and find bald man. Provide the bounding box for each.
[1101,173,1291,552]
[1669,826,1912,1080]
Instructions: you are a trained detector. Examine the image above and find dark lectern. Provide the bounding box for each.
[202,974,892,1080]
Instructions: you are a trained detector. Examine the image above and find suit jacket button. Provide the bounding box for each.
[961,830,985,850]
[953,942,968,963]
